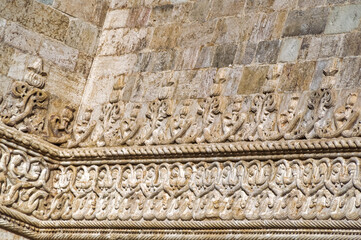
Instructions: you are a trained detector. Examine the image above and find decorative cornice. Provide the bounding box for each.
[1,125,361,238]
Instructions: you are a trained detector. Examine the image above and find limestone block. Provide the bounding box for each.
[298,0,326,8]
[149,3,191,26]
[325,4,361,34]
[195,46,215,68]
[174,68,216,99]
[115,28,149,55]
[178,21,216,47]
[318,34,343,58]
[39,38,79,71]
[0,18,6,41]
[137,71,173,102]
[110,0,127,9]
[22,1,70,42]
[150,4,175,26]
[47,67,86,104]
[214,17,242,44]
[272,0,298,11]
[174,47,200,70]
[97,29,118,56]
[217,66,243,96]
[0,44,15,75]
[249,12,278,42]
[148,50,176,72]
[103,9,129,29]
[278,61,316,92]
[338,57,361,88]
[4,22,41,55]
[65,18,99,56]
[126,7,151,28]
[278,38,302,62]
[7,50,40,81]
[150,24,180,50]
[234,42,257,65]
[0,74,12,96]
[237,65,268,94]
[283,7,329,36]
[90,54,138,79]
[135,52,152,72]
[255,40,281,64]
[189,0,212,22]
[136,50,176,72]
[75,52,94,77]
[210,0,245,18]
[341,32,361,57]
[53,0,108,26]
[212,44,237,68]
[299,37,322,60]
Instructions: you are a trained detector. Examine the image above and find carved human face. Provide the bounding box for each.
[29,162,42,179]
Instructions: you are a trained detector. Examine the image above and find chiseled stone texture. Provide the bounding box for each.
[0,228,28,240]
[0,0,101,110]
[81,0,361,112]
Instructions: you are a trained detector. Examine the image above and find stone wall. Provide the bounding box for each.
[81,0,361,113]
[0,0,105,109]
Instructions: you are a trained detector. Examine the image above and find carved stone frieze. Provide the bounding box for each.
[53,78,361,148]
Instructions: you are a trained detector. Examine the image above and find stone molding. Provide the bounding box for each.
[1,123,361,238]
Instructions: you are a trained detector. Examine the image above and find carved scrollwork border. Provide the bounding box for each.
[2,124,361,239]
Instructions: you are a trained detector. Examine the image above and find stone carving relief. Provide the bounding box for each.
[0,59,78,147]
[0,59,49,133]
[1,66,361,149]
[61,83,361,148]
[0,143,51,219]
[2,151,361,222]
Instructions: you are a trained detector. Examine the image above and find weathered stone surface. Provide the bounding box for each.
[150,24,180,50]
[338,57,361,88]
[325,4,361,34]
[342,32,361,57]
[65,18,99,56]
[237,65,269,94]
[278,37,302,62]
[53,0,108,26]
[126,7,151,28]
[27,1,69,41]
[189,0,212,22]
[210,0,245,18]
[0,228,28,240]
[212,44,237,68]
[103,9,129,29]
[283,7,329,36]
[255,40,281,64]
[4,22,41,55]
[39,38,79,70]
[279,61,316,91]
[318,34,343,58]
[0,44,15,75]
[195,46,215,68]
[235,42,257,65]
[0,18,6,41]
[178,21,216,47]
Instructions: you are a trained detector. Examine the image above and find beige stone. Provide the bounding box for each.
[65,18,99,56]
[39,38,79,71]
[103,9,129,29]
[4,22,41,55]
[2,1,361,239]
[53,0,108,26]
